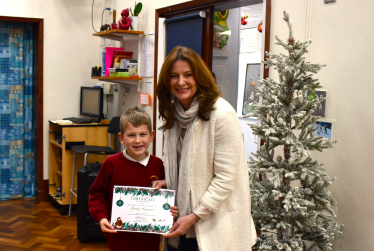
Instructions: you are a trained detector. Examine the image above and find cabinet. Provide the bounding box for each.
[91,29,144,89]
[48,121,112,214]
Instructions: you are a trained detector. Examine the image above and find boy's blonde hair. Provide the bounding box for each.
[120,107,152,134]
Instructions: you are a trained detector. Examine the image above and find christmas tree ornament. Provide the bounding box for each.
[257,21,262,33]
[241,12,249,25]
[116,192,124,207]
[246,11,343,251]
[162,194,171,210]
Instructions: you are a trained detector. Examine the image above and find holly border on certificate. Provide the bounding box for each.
[111,186,175,234]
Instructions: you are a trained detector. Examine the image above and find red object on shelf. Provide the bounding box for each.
[111,9,131,30]
[257,21,263,33]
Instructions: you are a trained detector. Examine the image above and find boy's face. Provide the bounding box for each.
[118,123,155,161]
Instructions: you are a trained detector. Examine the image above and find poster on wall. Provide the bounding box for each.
[240,28,258,53]
[242,63,261,115]
[312,120,335,141]
[213,10,231,57]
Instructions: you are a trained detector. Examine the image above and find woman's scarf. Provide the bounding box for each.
[165,98,199,248]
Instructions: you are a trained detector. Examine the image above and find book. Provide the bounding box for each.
[111,51,133,68]
[101,47,106,76]
[105,47,124,77]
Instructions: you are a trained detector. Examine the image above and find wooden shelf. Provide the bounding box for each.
[56,158,62,163]
[50,140,62,149]
[56,170,62,176]
[92,76,142,88]
[93,29,144,41]
[92,76,142,81]
[49,193,63,204]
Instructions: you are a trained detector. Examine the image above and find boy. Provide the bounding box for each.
[88,107,176,251]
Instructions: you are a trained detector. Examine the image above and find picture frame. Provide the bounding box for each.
[213,10,231,57]
[311,119,336,141]
[242,63,261,115]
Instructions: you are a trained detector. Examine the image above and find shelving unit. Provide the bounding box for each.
[93,29,144,90]
[48,121,111,215]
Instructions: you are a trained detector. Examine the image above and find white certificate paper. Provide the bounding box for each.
[111,186,175,234]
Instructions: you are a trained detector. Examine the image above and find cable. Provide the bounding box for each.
[106,94,109,119]
[101,7,111,28]
[92,0,98,33]
[101,8,106,27]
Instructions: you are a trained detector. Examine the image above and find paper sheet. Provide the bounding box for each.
[111,186,175,234]
[141,34,155,77]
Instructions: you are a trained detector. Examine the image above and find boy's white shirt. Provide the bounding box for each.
[123,148,150,166]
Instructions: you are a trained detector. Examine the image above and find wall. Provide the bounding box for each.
[0,0,190,180]
[271,1,374,250]
[212,8,241,110]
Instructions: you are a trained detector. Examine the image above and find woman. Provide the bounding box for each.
[154,46,256,251]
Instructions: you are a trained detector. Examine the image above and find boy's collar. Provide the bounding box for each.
[123,148,150,166]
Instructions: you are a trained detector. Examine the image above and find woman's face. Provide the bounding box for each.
[170,60,197,110]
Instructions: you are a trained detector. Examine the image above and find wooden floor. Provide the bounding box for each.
[0,198,108,250]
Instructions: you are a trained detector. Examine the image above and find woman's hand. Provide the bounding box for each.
[152,180,167,190]
[163,214,196,238]
[99,218,117,233]
[170,206,178,219]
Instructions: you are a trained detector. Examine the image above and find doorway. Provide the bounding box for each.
[153,0,271,157]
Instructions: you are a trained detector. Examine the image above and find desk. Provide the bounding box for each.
[48,121,113,213]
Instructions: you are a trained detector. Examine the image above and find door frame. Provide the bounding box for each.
[0,16,45,201]
[153,0,271,154]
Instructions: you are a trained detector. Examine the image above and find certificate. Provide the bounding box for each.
[111,186,175,234]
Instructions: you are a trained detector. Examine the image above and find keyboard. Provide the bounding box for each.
[63,117,92,124]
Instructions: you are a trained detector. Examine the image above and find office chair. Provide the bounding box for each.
[69,116,121,216]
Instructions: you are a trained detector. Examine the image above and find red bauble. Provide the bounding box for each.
[241,19,247,25]
[257,21,263,33]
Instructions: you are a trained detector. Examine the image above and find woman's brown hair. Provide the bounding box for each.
[156,46,220,130]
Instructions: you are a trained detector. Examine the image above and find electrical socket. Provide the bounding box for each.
[102,83,114,95]
[123,84,130,93]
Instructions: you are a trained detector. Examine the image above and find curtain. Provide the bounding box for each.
[0,21,34,200]
[165,13,204,56]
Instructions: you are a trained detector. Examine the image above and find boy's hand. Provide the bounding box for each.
[152,180,167,190]
[99,218,117,233]
[170,206,178,219]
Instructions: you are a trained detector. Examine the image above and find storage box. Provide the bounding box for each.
[109,72,130,77]
[108,68,129,77]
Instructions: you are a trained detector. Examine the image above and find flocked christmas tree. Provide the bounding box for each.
[247,11,343,251]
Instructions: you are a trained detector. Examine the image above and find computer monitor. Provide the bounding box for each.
[80,86,104,123]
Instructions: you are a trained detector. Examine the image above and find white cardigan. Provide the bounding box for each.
[163,98,256,251]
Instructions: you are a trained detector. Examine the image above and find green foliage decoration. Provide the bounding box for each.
[130,2,142,16]
[115,187,174,199]
[112,222,171,234]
